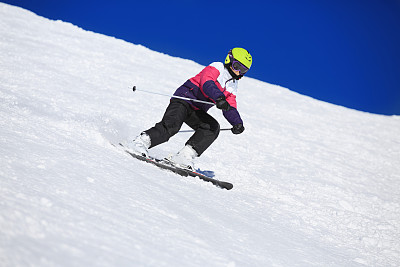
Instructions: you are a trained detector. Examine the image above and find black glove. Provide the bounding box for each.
[231,123,245,134]
[215,96,231,111]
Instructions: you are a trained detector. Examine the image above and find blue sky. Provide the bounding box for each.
[4,0,400,115]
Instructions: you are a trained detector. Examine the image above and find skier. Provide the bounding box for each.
[127,47,252,171]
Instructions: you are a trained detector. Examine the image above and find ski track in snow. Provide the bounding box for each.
[1,3,400,267]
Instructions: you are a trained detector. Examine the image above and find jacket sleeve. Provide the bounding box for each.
[225,92,237,109]
[223,108,243,126]
[198,66,225,102]
[222,92,243,125]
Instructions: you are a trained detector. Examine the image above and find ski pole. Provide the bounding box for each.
[132,86,215,106]
[178,128,231,133]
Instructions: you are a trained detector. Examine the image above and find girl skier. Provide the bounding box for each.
[126,47,252,171]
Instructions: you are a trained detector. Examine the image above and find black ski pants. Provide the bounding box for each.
[144,99,220,156]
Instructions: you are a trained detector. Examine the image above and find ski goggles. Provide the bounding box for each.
[231,60,249,75]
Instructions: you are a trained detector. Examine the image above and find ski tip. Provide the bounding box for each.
[221,182,233,190]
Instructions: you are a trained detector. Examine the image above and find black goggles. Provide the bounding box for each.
[231,60,249,75]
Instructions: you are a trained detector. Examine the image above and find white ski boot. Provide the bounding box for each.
[125,133,151,157]
[167,145,198,171]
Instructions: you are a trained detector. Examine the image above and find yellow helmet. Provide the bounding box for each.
[224,48,252,73]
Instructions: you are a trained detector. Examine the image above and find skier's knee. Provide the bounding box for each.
[163,121,181,136]
[211,121,220,138]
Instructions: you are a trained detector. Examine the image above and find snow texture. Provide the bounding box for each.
[1,3,399,267]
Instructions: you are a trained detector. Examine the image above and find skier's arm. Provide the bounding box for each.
[223,93,244,133]
[223,108,243,126]
[198,66,225,102]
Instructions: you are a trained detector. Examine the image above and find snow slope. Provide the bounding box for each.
[1,3,400,266]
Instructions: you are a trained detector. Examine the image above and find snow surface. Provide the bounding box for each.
[1,3,400,267]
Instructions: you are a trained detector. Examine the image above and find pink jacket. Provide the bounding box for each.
[173,62,243,126]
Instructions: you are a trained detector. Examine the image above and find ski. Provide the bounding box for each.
[116,144,233,190]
